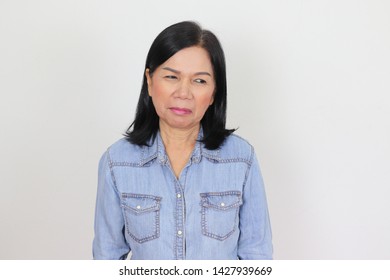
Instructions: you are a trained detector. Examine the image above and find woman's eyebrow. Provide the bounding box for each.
[162,67,211,76]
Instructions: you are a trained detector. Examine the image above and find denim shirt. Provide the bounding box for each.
[93,130,273,260]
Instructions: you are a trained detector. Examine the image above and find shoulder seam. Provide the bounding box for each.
[242,145,255,189]
[215,134,253,163]
[106,147,119,193]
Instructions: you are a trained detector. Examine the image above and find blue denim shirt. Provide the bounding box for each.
[93,130,273,260]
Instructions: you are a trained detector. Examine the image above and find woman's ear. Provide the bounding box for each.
[145,68,152,96]
[209,88,215,105]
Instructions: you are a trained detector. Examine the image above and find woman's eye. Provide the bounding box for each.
[194,78,206,84]
[165,75,177,80]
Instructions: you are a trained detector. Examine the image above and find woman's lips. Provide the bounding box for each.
[169,107,192,115]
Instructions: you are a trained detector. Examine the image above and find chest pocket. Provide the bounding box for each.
[121,193,161,243]
[200,191,242,241]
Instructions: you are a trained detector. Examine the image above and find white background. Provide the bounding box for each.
[0,0,389,259]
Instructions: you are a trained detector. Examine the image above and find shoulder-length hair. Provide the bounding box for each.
[124,21,235,150]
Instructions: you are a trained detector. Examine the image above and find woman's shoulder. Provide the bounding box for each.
[103,138,145,163]
[212,133,255,163]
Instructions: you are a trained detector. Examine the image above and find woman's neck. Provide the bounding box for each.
[159,122,200,178]
[159,122,199,149]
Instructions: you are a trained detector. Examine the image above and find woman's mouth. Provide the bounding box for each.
[169,107,192,115]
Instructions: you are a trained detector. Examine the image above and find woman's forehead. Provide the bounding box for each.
[159,46,213,75]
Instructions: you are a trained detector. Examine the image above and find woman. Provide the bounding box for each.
[93,21,272,260]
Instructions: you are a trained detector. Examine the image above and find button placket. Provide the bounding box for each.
[174,181,185,259]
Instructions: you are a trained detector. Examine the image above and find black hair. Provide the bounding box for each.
[124,21,235,150]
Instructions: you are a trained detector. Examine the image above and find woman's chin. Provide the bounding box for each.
[160,119,198,130]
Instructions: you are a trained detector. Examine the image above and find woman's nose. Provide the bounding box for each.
[174,80,192,99]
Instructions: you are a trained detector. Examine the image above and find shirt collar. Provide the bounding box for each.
[140,127,221,166]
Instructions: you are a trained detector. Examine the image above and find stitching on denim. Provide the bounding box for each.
[200,198,207,237]
[174,186,178,260]
[106,148,119,193]
[242,145,255,190]
[121,193,161,244]
[108,148,158,167]
[140,153,158,166]
[203,202,241,211]
[123,209,159,243]
[122,193,162,200]
[126,220,159,244]
[122,204,159,213]
[140,145,146,162]
[200,191,242,197]
[200,192,241,241]
[155,207,160,241]
[201,134,252,162]
[201,153,221,162]
[174,181,184,260]
[200,192,242,210]
[201,206,239,241]
[189,140,202,164]
[218,158,251,164]
[181,168,189,189]
[174,180,185,260]
[204,157,251,165]
[139,136,160,164]
[121,194,161,214]
[110,162,143,167]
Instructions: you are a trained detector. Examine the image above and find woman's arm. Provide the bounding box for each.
[237,149,273,260]
[93,150,130,260]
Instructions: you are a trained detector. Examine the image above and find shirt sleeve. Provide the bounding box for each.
[93,150,130,260]
[237,148,273,259]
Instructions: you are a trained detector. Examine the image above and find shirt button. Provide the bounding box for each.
[177,194,181,198]
[136,205,141,209]
[220,202,225,207]
[177,230,183,236]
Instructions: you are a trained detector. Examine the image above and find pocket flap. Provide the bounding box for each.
[200,191,242,210]
[121,193,161,214]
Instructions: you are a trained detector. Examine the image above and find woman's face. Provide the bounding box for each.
[146,46,215,131]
